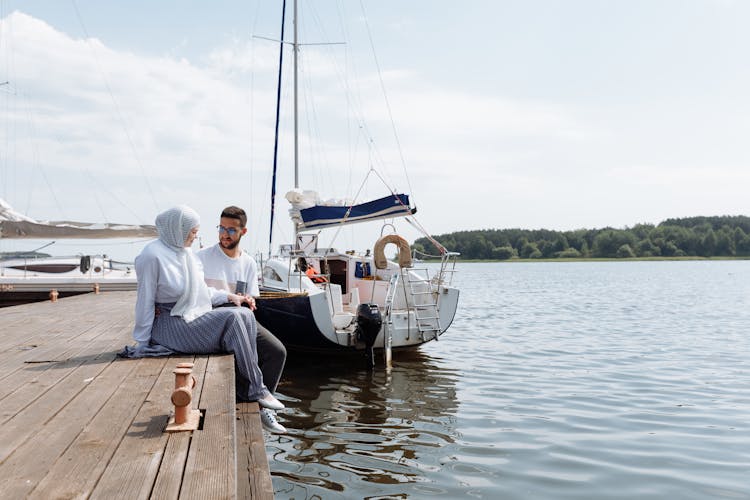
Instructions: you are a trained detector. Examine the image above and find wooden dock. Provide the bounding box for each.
[0,291,274,499]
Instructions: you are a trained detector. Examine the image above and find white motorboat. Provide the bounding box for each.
[0,253,137,307]
[0,198,154,307]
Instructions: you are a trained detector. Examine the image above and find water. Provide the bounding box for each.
[268,261,750,499]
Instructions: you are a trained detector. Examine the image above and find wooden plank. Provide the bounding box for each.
[0,294,133,397]
[179,354,236,499]
[0,355,139,498]
[152,432,191,500]
[0,323,130,410]
[0,334,126,429]
[0,299,73,346]
[237,402,274,500]
[148,356,211,500]
[0,305,84,354]
[20,314,131,363]
[90,355,203,500]
[0,293,274,499]
[0,292,133,362]
[27,356,168,499]
[0,340,131,461]
[0,292,135,352]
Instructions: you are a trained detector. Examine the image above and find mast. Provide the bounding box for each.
[293,0,299,190]
[268,0,302,255]
[268,0,287,257]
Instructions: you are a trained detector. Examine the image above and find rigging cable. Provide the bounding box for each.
[357,0,415,202]
[71,0,159,220]
[246,0,262,254]
[18,94,65,219]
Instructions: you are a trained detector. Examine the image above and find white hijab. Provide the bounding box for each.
[155,205,211,322]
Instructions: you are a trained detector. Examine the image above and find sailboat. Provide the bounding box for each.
[253,1,459,363]
[0,197,156,307]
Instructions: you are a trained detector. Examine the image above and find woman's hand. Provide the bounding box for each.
[228,293,257,311]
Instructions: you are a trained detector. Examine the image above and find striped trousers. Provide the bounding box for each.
[152,303,267,401]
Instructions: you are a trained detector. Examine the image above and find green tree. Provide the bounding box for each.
[580,240,590,257]
[415,215,750,260]
[592,230,637,258]
[697,230,717,257]
[636,239,660,257]
[550,234,569,255]
[556,247,581,258]
[733,227,747,247]
[631,223,655,240]
[737,235,750,256]
[715,229,735,256]
[616,244,636,258]
[491,246,517,260]
[520,241,540,259]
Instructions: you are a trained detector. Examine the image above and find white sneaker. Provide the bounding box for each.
[257,392,285,411]
[260,408,287,434]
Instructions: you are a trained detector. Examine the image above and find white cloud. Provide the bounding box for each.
[0,11,612,237]
[1,12,284,224]
[2,6,749,255]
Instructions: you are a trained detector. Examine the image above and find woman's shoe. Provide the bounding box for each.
[257,392,285,410]
[260,408,287,434]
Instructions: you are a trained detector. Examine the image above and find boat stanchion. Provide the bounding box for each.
[384,326,392,370]
[49,289,58,302]
[165,362,201,432]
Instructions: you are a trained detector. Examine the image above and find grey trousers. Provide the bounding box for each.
[152,303,266,401]
[257,322,286,393]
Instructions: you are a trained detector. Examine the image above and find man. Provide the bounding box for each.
[198,206,288,434]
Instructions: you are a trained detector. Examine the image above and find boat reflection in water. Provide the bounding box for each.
[269,350,460,498]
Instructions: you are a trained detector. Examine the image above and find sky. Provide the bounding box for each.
[1,0,749,260]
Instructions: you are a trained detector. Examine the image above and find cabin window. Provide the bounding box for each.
[262,266,282,282]
[7,264,79,273]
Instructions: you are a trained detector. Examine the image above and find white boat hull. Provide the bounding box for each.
[0,255,136,306]
[255,249,459,352]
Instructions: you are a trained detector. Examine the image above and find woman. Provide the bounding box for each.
[130,205,282,409]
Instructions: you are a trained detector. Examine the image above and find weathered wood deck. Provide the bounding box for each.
[0,291,274,499]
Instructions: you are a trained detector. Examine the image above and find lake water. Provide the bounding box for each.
[267,261,750,499]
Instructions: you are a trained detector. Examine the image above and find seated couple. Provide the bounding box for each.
[122,205,287,434]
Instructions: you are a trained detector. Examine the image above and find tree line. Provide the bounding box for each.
[412,215,750,260]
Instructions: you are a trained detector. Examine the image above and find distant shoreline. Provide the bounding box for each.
[450,256,750,264]
[423,256,750,263]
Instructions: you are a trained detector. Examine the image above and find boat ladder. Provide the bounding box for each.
[403,268,442,342]
[382,273,400,367]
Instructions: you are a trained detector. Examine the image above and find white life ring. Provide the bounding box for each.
[373,234,412,269]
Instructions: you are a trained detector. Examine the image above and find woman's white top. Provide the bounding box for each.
[133,239,228,345]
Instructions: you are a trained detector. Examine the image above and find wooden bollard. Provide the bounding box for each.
[165,363,201,432]
[92,283,100,294]
[49,289,59,302]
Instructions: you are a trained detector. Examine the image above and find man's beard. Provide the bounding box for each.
[221,239,240,250]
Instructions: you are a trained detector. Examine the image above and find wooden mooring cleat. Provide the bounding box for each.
[165,362,202,432]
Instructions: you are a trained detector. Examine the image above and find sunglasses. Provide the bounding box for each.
[217,225,241,236]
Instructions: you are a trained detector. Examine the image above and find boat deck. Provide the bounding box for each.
[0,291,273,499]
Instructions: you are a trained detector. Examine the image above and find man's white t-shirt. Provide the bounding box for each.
[197,244,260,296]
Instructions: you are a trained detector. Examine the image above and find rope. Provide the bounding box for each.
[404,217,447,255]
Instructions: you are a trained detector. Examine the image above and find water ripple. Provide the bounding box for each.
[268,261,750,499]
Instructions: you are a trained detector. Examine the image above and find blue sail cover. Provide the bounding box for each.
[298,193,414,231]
